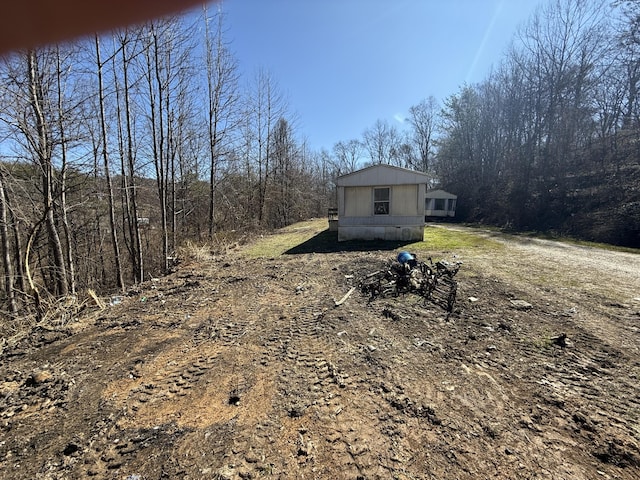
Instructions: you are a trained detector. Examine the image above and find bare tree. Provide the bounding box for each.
[436,85,482,188]
[113,29,145,284]
[0,168,17,317]
[332,139,363,175]
[95,34,124,290]
[55,45,77,295]
[269,117,299,228]
[615,0,640,131]
[407,96,439,173]
[27,49,69,297]
[515,0,607,180]
[141,17,199,272]
[362,119,402,166]
[203,5,239,237]
[244,68,287,226]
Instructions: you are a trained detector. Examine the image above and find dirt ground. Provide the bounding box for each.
[1,221,639,480]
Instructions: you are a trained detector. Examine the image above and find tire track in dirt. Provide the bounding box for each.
[529,327,640,468]
[228,269,439,478]
[453,270,640,476]
[254,297,383,478]
[2,230,639,479]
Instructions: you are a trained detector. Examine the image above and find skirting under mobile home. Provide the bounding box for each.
[337,224,425,242]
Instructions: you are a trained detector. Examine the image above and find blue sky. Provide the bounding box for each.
[221,0,543,152]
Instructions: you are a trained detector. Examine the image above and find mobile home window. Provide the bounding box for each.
[374,187,390,215]
[434,198,445,210]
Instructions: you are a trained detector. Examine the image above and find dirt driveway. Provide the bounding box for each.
[1,221,638,479]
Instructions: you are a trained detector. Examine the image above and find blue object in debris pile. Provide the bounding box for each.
[397,251,414,265]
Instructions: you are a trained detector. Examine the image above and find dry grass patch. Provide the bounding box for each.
[243,219,328,258]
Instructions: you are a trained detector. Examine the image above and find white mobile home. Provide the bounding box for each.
[336,164,429,241]
[425,189,457,218]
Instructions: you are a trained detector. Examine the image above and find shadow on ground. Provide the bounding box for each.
[284,229,414,254]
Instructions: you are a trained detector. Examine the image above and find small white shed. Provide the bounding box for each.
[425,189,457,218]
[336,164,429,241]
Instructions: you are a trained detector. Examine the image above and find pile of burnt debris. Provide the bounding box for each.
[359,251,461,313]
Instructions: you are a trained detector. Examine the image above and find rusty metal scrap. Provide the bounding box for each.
[359,254,461,312]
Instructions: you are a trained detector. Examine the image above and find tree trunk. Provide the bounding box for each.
[0,171,18,317]
[120,32,144,283]
[27,49,68,297]
[146,25,169,274]
[56,45,76,295]
[95,35,124,291]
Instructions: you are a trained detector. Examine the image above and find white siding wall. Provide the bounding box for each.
[342,185,420,217]
[391,184,418,216]
[344,186,371,216]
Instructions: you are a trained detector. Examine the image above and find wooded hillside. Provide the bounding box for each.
[435,1,640,246]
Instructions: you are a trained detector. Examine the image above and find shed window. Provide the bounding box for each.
[374,187,390,215]
[434,198,445,210]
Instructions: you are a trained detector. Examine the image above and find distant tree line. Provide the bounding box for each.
[1,0,639,321]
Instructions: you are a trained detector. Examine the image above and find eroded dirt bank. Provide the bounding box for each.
[1,225,639,479]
